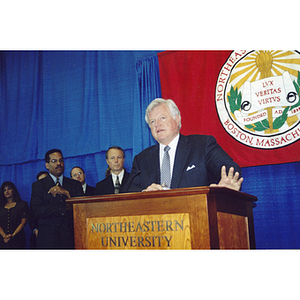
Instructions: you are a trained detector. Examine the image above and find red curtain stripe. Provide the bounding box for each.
[157,50,300,168]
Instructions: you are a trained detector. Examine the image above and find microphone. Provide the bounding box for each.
[124,170,141,193]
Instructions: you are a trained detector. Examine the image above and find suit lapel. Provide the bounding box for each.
[120,171,129,188]
[171,135,191,188]
[147,145,160,184]
[109,175,115,192]
[45,175,55,188]
[62,176,69,189]
[61,176,70,199]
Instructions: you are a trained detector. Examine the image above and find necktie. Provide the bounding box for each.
[161,145,171,188]
[56,177,61,186]
[114,176,120,194]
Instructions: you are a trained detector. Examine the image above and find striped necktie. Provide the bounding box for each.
[114,176,120,194]
[161,145,171,188]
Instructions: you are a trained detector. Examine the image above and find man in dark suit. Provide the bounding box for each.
[28,171,48,249]
[70,166,95,196]
[30,149,83,249]
[125,98,243,193]
[95,146,130,195]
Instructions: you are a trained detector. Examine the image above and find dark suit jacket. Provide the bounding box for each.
[125,134,242,192]
[30,175,83,249]
[85,184,96,196]
[28,207,38,249]
[95,170,130,195]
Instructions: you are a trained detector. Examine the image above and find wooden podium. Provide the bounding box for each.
[66,187,257,250]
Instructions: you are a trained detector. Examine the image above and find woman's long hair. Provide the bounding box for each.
[0,181,22,205]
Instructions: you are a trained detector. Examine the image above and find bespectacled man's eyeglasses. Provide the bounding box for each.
[50,158,64,164]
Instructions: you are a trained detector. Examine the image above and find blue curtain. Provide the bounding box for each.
[0,51,161,165]
[133,54,162,156]
[0,50,160,248]
[241,162,300,249]
[0,51,40,164]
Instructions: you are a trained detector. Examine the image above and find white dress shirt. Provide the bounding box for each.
[82,182,87,193]
[111,169,125,186]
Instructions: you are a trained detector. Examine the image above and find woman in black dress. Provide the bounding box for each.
[0,181,28,249]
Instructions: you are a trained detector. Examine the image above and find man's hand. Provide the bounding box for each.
[48,186,71,198]
[210,166,243,191]
[143,183,165,192]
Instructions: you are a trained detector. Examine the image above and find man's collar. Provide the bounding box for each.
[82,182,87,193]
[111,169,125,179]
[159,133,180,149]
[49,173,63,184]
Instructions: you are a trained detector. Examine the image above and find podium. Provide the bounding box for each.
[66,187,257,250]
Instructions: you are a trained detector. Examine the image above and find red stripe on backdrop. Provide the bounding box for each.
[157,50,300,167]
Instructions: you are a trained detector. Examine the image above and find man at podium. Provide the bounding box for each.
[125,98,243,193]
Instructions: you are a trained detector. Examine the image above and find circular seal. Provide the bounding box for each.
[216,50,300,149]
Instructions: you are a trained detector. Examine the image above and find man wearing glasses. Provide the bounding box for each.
[70,166,95,196]
[30,149,83,249]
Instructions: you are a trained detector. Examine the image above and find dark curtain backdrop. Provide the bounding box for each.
[1,50,299,249]
[241,161,300,249]
[134,54,162,155]
[0,51,161,164]
[0,50,161,248]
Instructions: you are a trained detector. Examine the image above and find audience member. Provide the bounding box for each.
[70,166,95,196]
[36,171,48,181]
[124,98,243,193]
[0,181,29,249]
[95,146,130,195]
[30,149,83,249]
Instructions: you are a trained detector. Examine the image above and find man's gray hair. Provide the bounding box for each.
[145,98,182,130]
